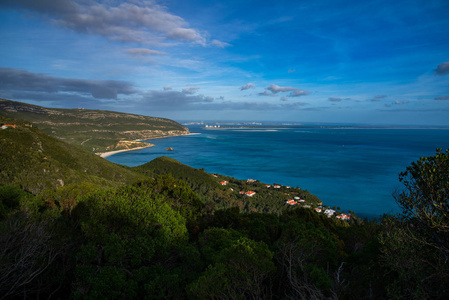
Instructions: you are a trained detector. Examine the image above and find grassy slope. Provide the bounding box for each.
[0,99,189,152]
[0,116,146,194]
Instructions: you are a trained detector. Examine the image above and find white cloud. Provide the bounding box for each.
[210,39,231,48]
[1,0,208,45]
[258,90,273,96]
[140,89,213,110]
[435,61,449,76]
[385,100,408,107]
[263,84,310,97]
[240,83,255,90]
[0,67,136,100]
[394,100,408,105]
[125,48,167,56]
[182,87,200,95]
[371,95,387,101]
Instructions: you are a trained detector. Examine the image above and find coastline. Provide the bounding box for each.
[203,126,449,130]
[98,145,154,158]
[145,132,201,140]
[98,132,201,158]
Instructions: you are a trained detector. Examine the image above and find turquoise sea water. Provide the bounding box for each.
[106,126,449,218]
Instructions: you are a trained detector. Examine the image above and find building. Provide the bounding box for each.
[336,214,351,220]
[324,209,335,218]
[1,124,17,129]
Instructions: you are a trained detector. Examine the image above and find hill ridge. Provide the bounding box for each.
[0,98,189,152]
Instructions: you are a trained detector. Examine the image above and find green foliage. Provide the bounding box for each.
[134,156,326,217]
[198,227,244,265]
[3,111,449,298]
[73,186,188,299]
[0,99,188,152]
[395,148,449,252]
[0,185,30,218]
[379,216,449,299]
[133,156,220,196]
[189,237,275,299]
[239,212,281,244]
[377,150,449,299]
[134,174,204,225]
[0,116,146,194]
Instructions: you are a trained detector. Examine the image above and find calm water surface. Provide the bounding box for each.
[106,126,449,218]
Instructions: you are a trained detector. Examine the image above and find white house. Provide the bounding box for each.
[324,209,335,218]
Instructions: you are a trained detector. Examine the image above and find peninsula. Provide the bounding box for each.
[0,99,190,153]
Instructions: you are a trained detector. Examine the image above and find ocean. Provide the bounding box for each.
[106,125,449,219]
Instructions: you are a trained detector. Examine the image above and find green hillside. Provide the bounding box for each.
[133,156,338,216]
[0,116,145,194]
[1,114,448,299]
[133,156,220,192]
[0,99,189,152]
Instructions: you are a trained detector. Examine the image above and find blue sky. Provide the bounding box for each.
[1,0,449,125]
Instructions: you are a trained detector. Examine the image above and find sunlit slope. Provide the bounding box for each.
[0,117,146,194]
[0,99,189,152]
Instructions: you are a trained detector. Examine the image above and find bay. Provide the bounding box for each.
[106,126,449,219]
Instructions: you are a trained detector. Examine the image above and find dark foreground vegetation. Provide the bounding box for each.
[1,117,448,299]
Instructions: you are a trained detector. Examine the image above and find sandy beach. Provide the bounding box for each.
[98,145,154,158]
[98,133,201,158]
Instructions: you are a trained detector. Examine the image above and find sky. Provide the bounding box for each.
[0,0,449,125]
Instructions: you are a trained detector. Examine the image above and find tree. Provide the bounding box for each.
[378,149,449,298]
[189,237,275,299]
[394,148,449,253]
[378,216,449,299]
[0,212,65,298]
[73,186,189,299]
[275,219,338,299]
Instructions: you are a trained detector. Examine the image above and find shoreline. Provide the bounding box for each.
[144,132,201,140]
[203,126,449,130]
[98,145,154,158]
[98,132,201,158]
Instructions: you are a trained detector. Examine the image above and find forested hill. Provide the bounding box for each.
[0,116,145,194]
[0,98,189,152]
[1,115,448,299]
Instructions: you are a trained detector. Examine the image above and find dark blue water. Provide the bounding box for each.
[106,126,449,218]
